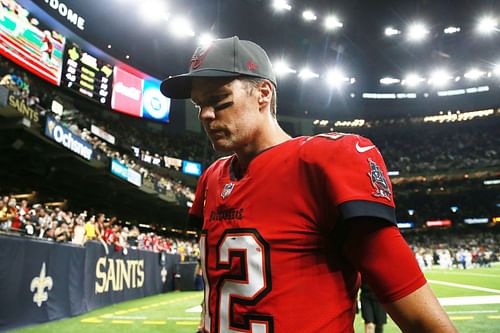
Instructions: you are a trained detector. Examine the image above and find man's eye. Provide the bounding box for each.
[213,101,233,111]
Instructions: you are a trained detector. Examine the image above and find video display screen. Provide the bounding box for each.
[0,0,65,85]
[61,41,113,104]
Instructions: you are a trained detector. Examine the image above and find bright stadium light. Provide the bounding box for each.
[477,16,498,34]
[325,68,350,88]
[272,0,292,11]
[324,15,343,30]
[402,73,425,87]
[407,22,429,41]
[380,77,400,85]
[139,0,168,23]
[169,17,195,38]
[385,26,401,36]
[464,68,485,80]
[302,10,317,22]
[494,64,500,76]
[298,68,319,80]
[444,26,461,34]
[198,33,215,46]
[429,69,452,87]
[273,60,296,76]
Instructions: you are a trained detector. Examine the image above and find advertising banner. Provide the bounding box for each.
[141,79,170,122]
[44,115,93,160]
[111,66,143,117]
[0,236,180,331]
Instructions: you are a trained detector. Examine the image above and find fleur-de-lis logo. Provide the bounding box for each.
[47,120,55,136]
[161,267,168,283]
[30,262,53,307]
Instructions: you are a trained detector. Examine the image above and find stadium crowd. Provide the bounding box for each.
[3,57,499,192]
[0,59,196,203]
[0,193,200,260]
[404,228,500,270]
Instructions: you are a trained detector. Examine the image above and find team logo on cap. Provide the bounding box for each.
[191,44,212,70]
[367,158,392,201]
[221,183,235,199]
[247,60,258,71]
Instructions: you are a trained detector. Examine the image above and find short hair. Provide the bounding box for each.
[240,77,277,118]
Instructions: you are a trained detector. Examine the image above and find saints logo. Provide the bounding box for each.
[161,267,168,283]
[30,262,53,307]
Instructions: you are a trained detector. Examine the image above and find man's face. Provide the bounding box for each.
[191,77,262,152]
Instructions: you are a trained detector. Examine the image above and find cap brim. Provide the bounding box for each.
[160,70,241,99]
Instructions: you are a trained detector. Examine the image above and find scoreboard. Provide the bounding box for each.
[61,42,113,104]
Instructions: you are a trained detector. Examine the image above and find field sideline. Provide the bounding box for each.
[12,266,500,333]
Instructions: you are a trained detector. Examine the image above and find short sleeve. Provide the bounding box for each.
[301,133,396,225]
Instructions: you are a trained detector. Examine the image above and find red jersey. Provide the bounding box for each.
[190,133,416,333]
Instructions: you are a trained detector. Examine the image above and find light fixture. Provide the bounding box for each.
[198,33,215,46]
[325,68,350,87]
[407,22,429,41]
[384,27,401,36]
[324,15,343,30]
[169,17,195,38]
[139,0,168,23]
[298,68,319,80]
[444,26,461,34]
[272,0,292,11]
[402,73,425,87]
[273,60,296,76]
[477,16,498,34]
[464,68,485,80]
[380,77,401,85]
[302,10,317,21]
[429,69,452,87]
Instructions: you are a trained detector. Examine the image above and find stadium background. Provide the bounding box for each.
[0,0,499,332]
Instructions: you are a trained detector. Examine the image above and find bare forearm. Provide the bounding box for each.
[385,284,457,333]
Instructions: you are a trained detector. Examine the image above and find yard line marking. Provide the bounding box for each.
[167,317,201,320]
[429,271,500,278]
[127,307,140,312]
[450,316,473,320]
[100,313,114,318]
[488,315,500,319]
[447,310,498,314]
[114,310,129,315]
[186,305,203,313]
[176,320,200,325]
[111,320,133,324]
[102,315,147,320]
[143,320,167,325]
[140,305,151,309]
[81,317,103,323]
[439,296,500,306]
[428,279,500,294]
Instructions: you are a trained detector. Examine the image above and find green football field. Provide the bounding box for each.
[13,266,500,333]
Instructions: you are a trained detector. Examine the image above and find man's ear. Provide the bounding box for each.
[257,80,273,109]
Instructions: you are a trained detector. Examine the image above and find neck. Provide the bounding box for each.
[234,122,290,171]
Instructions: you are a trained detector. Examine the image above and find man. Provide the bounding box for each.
[360,280,387,333]
[160,36,456,333]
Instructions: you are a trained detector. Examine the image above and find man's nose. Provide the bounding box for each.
[198,106,216,121]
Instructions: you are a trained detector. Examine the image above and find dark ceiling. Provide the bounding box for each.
[20,0,500,118]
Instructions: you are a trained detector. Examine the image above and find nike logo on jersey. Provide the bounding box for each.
[355,142,376,153]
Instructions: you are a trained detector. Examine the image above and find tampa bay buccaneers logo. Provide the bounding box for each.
[221,183,234,199]
[367,158,392,201]
[191,44,212,69]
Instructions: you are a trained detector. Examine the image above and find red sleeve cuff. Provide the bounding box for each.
[343,218,426,303]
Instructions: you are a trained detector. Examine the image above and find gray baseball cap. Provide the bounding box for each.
[160,36,276,99]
